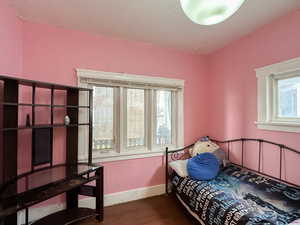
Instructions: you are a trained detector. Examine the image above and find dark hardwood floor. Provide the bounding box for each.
[76,195,195,225]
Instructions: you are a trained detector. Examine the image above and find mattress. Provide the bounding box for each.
[172,165,300,225]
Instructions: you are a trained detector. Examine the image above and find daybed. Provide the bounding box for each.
[165,138,300,225]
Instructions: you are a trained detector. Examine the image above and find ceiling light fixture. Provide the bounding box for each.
[180,0,246,25]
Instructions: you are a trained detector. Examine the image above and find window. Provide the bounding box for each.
[277,77,300,118]
[77,69,184,161]
[126,88,145,148]
[93,86,115,151]
[256,56,300,133]
[155,90,172,145]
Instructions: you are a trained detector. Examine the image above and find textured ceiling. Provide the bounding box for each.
[12,0,300,54]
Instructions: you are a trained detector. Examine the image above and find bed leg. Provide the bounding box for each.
[165,147,169,195]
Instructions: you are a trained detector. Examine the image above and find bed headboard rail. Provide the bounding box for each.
[165,138,300,194]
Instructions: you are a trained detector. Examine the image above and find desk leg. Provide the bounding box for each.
[96,167,103,221]
[66,187,79,209]
[2,199,17,225]
[4,214,17,225]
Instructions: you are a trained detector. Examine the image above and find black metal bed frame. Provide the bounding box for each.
[165,137,300,194]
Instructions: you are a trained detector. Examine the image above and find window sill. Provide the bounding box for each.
[255,121,300,133]
[79,149,167,163]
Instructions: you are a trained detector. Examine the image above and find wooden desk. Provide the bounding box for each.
[0,163,103,225]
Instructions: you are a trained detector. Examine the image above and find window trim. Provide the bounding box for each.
[255,56,300,133]
[76,69,184,162]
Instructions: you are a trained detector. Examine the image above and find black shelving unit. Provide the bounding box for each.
[1,123,90,131]
[0,102,90,108]
[0,75,103,225]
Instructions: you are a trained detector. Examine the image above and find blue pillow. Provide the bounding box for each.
[187,152,220,181]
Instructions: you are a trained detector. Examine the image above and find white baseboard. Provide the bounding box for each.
[17,184,165,225]
[104,183,165,206]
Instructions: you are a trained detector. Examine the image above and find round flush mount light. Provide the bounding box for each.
[180,0,246,25]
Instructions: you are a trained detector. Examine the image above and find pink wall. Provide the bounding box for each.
[207,9,300,185]
[0,0,23,75]
[21,21,209,194]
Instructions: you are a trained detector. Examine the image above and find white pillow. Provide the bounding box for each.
[169,159,188,177]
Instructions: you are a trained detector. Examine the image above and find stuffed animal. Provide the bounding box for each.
[190,137,228,167]
[189,138,219,157]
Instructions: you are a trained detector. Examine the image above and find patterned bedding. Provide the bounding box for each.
[172,165,300,225]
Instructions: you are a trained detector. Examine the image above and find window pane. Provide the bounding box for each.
[278,76,300,118]
[93,87,114,150]
[127,89,145,147]
[156,90,172,145]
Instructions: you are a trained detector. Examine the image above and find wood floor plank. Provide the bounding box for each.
[75,195,194,225]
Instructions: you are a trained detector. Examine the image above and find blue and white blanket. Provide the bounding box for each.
[172,165,300,225]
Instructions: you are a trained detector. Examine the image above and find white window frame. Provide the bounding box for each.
[255,56,300,133]
[76,69,184,162]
